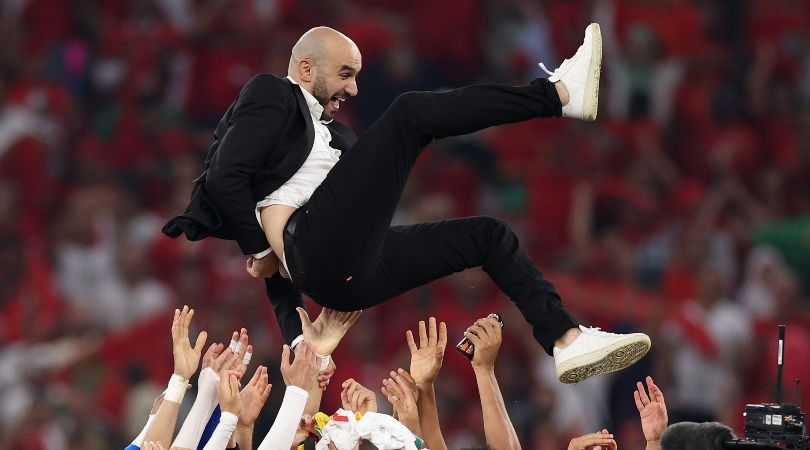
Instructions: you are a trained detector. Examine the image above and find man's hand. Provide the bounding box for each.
[317,357,336,391]
[228,328,252,378]
[340,378,377,414]
[172,306,208,380]
[407,317,447,386]
[246,252,280,278]
[464,317,502,372]
[567,430,617,450]
[381,369,421,436]
[280,343,320,391]
[635,376,667,445]
[202,342,225,369]
[217,370,243,415]
[297,307,361,356]
[239,366,272,427]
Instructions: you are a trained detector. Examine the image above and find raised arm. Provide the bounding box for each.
[171,330,248,449]
[144,306,207,447]
[256,343,320,450]
[234,365,272,450]
[465,317,520,450]
[407,317,448,450]
[635,376,667,450]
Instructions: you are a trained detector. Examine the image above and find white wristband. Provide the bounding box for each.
[165,374,189,404]
[314,353,331,371]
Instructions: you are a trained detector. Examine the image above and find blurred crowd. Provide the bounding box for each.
[1,0,810,449]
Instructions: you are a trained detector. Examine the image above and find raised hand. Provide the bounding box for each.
[297,307,362,356]
[407,317,447,386]
[381,369,421,435]
[211,340,242,377]
[239,366,272,427]
[171,306,208,380]
[217,370,243,415]
[567,430,617,450]
[340,378,377,414]
[635,376,667,445]
[280,342,320,391]
[464,316,502,372]
[202,342,225,369]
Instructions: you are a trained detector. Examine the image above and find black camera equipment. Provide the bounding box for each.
[725,325,809,449]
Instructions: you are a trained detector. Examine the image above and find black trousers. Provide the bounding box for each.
[285,79,579,355]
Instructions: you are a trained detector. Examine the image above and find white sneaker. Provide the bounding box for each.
[539,23,602,121]
[554,325,650,383]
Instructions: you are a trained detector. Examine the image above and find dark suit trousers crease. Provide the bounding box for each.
[289,79,578,355]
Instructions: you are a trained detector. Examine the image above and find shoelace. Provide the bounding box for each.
[539,43,584,77]
[581,326,618,336]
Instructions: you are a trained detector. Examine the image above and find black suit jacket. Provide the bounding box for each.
[163,74,358,343]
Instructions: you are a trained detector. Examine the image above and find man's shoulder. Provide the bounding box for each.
[240,73,295,98]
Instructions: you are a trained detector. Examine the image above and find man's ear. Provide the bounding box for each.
[298,59,314,83]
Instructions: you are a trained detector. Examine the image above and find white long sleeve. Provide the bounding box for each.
[172,367,221,448]
[201,411,239,450]
[256,386,309,450]
[129,414,156,448]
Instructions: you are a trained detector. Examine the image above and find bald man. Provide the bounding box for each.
[165,25,651,384]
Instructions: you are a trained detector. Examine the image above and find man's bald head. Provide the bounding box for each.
[288,27,358,75]
[287,27,362,120]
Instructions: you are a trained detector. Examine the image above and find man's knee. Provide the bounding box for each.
[391,91,428,114]
[478,216,516,239]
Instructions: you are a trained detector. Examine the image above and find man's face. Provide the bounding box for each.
[311,44,361,121]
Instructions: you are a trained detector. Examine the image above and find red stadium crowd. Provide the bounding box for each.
[1,0,809,449]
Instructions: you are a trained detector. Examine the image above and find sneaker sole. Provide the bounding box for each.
[557,334,651,384]
[582,23,602,121]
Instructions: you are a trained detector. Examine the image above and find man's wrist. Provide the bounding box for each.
[166,373,190,404]
[645,440,661,450]
[252,247,273,259]
[472,364,495,375]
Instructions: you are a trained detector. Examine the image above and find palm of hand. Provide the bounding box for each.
[640,402,667,441]
[303,319,338,355]
[303,314,345,355]
[239,387,264,426]
[174,343,201,379]
[410,347,442,384]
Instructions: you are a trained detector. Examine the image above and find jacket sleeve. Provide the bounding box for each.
[264,274,305,344]
[205,74,290,255]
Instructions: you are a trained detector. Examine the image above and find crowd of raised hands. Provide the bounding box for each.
[125,307,670,450]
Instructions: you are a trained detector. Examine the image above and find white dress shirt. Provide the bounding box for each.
[252,76,342,261]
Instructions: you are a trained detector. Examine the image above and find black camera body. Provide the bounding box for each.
[734,403,809,448]
[725,326,809,449]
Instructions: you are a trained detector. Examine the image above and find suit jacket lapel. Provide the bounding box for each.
[289,79,315,156]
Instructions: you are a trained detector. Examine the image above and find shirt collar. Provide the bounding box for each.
[287,75,332,124]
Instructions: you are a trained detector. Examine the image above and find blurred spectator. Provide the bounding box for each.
[1,0,809,448]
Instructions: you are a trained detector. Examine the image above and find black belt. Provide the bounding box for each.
[283,207,309,292]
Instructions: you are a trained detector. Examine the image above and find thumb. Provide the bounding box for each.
[297,307,312,327]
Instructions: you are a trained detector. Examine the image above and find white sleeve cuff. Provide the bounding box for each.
[201,412,239,450]
[252,247,274,259]
[171,368,221,449]
[130,414,156,447]
[256,386,309,450]
[290,334,304,349]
